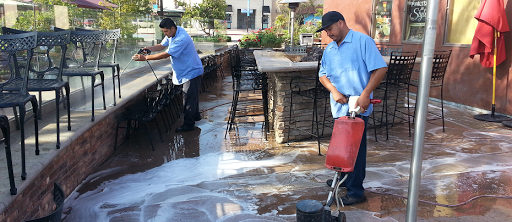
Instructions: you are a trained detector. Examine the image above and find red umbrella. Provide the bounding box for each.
[470,0,509,67]
[470,0,511,122]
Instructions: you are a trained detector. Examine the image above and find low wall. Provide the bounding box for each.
[0,50,232,221]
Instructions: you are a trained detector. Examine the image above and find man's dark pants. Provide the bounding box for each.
[343,115,368,198]
[182,75,202,128]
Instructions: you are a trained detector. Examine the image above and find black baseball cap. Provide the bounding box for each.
[316,11,345,32]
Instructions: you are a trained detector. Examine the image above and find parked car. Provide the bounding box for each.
[84,19,96,27]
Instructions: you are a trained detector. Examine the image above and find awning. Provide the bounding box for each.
[19,0,117,10]
[70,0,118,10]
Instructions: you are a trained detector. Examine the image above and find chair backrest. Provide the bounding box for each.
[2,27,71,80]
[102,29,121,64]
[66,30,105,69]
[431,50,451,81]
[75,28,121,64]
[386,51,418,85]
[0,31,37,93]
[376,44,403,56]
[24,182,65,222]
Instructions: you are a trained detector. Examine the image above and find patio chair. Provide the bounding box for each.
[0,31,39,180]
[2,27,72,149]
[408,50,452,132]
[57,28,107,121]
[287,55,332,155]
[375,51,417,140]
[0,115,16,195]
[225,46,268,139]
[76,28,122,106]
[24,182,65,222]
[114,88,165,151]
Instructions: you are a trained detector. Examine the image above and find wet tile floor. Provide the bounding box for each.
[61,74,512,221]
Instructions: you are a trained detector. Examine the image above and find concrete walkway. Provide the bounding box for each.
[58,67,512,221]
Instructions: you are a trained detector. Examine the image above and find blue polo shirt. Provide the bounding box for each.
[161,26,203,85]
[319,29,387,118]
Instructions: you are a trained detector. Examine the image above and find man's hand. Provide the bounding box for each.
[132,54,146,61]
[355,96,370,113]
[332,91,348,104]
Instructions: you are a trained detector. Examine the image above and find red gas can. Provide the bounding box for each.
[325,116,365,172]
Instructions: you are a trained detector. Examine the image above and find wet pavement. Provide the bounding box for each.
[61,71,512,221]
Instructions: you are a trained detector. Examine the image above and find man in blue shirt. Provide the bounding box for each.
[317,11,388,205]
[134,18,204,132]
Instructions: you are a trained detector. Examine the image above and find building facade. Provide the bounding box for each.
[225,0,275,30]
[322,0,512,116]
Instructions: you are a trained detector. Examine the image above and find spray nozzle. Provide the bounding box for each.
[137,48,151,55]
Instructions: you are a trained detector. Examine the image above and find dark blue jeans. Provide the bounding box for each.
[335,115,368,198]
[182,75,202,127]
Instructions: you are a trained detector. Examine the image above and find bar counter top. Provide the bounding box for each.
[253,50,318,73]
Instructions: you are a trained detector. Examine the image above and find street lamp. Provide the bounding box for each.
[279,0,308,46]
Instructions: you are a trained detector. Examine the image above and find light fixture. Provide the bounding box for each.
[279,0,308,46]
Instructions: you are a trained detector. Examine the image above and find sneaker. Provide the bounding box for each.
[326,179,346,188]
[339,195,367,206]
[175,125,195,132]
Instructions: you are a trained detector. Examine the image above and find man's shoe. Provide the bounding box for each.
[175,125,195,132]
[326,179,346,188]
[339,195,367,206]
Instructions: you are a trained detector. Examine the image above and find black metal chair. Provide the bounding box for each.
[375,51,417,140]
[225,46,268,138]
[0,31,39,180]
[287,55,331,155]
[2,27,72,149]
[114,88,165,151]
[0,115,16,195]
[77,28,122,106]
[408,50,451,132]
[57,28,107,122]
[24,182,65,222]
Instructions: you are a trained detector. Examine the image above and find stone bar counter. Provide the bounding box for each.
[253,50,410,143]
[253,50,333,143]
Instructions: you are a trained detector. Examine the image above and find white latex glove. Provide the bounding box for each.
[348,96,362,115]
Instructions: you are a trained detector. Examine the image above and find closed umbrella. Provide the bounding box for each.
[470,0,511,122]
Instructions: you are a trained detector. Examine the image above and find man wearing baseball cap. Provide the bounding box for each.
[318,11,388,205]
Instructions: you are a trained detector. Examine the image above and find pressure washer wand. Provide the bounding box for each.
[122,48,159,81]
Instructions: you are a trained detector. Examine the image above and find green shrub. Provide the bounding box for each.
[238,27,284,48]
[192,35,231,42]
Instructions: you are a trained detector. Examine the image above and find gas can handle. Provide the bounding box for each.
[370,99,381,104]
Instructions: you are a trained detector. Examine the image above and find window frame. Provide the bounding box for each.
[442,0,476,47]
[402,0,428,44]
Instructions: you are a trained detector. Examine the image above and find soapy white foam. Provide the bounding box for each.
[63,151,300,221]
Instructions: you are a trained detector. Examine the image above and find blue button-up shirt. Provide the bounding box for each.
[161,26,203,85]
[319,30,387,118]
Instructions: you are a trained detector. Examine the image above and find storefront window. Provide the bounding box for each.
[373,0,393,41]
[445,0,480,44]
[403,0,427,42]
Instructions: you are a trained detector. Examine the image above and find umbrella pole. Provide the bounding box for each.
[492,29,497,117]
[474,28,511,122]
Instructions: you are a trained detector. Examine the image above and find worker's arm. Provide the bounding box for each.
[319,75,348,104]
[133,51,170,61]
[144,44,166,52]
